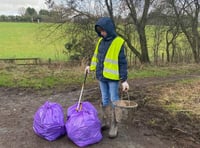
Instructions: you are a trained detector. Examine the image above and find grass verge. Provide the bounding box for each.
[0,63,200,89]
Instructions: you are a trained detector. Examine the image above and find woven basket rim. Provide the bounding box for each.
[113,100,138,109]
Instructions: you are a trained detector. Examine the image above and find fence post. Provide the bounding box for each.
[48,58,51,65]
[162,52,164,64]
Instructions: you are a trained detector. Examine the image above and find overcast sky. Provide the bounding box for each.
[0,0,49,15]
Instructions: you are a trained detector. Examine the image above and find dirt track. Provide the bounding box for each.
[0,74,200,148]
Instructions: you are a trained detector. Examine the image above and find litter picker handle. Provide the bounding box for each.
[76,71,88,111]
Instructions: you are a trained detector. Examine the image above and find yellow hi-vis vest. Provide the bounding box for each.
[90,36,124,80]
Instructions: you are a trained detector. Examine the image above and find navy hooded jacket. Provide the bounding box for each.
[94,17,128,82]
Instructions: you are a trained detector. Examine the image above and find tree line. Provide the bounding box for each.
[0,7,63,23]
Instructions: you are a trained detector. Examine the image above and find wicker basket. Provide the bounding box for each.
[113,92,138,122]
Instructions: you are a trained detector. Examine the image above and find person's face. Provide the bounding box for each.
[96,26,107,38]
[100,30,107,38]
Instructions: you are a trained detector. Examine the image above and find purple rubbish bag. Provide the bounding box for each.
[65,101,102,147]
[33,101,65,141]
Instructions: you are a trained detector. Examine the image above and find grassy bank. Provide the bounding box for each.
[0,63,200,89]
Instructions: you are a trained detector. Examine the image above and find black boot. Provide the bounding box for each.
[101,106,110,130]
[108,107,118,138]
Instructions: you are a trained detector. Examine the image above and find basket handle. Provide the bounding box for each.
[120,91,130,102]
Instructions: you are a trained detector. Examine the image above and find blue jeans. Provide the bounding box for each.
[99,80,119,107]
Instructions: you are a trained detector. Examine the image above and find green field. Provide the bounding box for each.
[0,22,68,61]
[0,22,191,64]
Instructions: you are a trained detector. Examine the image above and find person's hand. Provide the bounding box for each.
[85,66,90,74]
[122,81,129,92]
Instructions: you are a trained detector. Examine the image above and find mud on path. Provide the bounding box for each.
[0,74,200,148]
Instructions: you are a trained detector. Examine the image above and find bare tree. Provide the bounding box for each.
[167,0,200,63]
[48,0,99,63]
[18,7,26,16]
[165,23,180,63]
[115,0,154,63]
[150,0,181,63]
[46,0,161,64]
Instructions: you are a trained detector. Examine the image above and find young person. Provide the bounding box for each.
[85,17,129,138]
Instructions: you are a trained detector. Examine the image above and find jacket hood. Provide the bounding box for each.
[95,17,117,40]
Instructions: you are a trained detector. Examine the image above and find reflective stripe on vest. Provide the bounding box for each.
[90,36,124,80]
[90,38,103,70]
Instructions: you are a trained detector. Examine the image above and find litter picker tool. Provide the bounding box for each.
[76,71,88,111]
